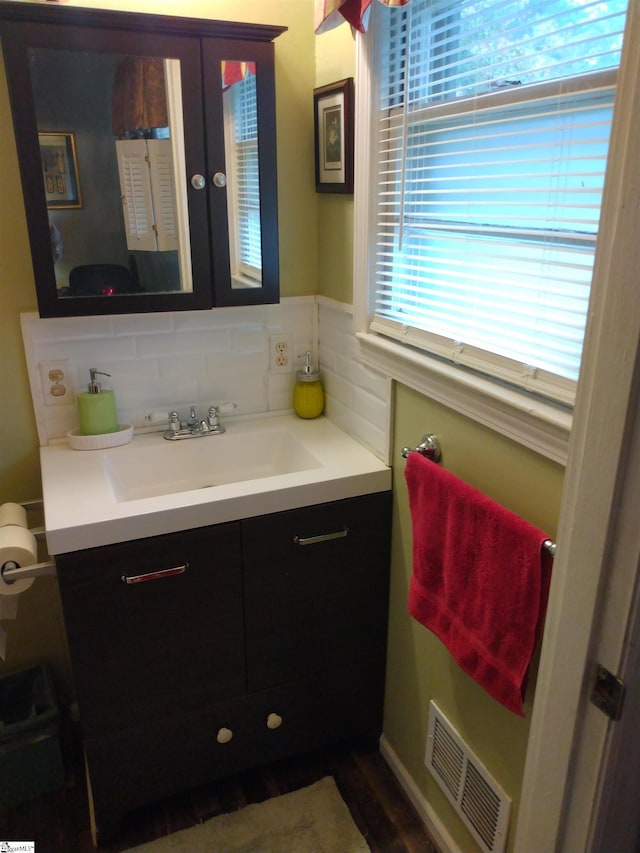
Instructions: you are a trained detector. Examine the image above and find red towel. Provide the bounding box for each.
[405,453,553,716]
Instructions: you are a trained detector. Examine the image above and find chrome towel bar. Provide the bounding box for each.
[402,434,556,556]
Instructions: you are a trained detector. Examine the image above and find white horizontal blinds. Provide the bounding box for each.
[372,0,627,403]
[409,0,626,101]
[231,72,262,279]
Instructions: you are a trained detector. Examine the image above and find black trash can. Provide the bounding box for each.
[0,663,65,808]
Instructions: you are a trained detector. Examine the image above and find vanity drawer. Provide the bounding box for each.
[56,522,245,737]
[84,675,344,835]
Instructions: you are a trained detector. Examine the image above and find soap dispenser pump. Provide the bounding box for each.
[293,352,324,419]
[77,369,119,436]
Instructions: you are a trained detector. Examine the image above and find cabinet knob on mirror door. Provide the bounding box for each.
[190,174,206,190]
[216,727,233,744]
[266,713,283,730]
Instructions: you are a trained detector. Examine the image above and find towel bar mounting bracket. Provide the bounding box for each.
[402,434,441,463]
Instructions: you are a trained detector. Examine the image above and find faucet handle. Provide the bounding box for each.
[168,411,180,432]
[206,404,232,435]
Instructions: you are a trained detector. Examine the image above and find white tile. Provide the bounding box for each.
[40,338,139,369]
[174,306,266,331]
[231,327,267,354]
[323,369,352,408]
[44,405,78,441]
[38,315,117,341]
[113,314,175,336]
[158,353,206,377]
[353,386,389,427]
[22,298,391,449]
[205,350,266,373]
[137,329,230,357]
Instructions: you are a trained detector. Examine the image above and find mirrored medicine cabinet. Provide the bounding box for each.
[0,2,286,317]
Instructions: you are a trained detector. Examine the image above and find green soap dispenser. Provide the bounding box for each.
[77,369,119,436]
[294,352,324,419]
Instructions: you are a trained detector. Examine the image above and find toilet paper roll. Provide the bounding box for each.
[0,525,37,596]
[0,502,28,529]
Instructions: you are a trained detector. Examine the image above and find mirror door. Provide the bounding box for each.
[203,39,279,307]
[2,22,212,316]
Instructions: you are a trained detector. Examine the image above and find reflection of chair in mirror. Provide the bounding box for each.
[68,264,142,296]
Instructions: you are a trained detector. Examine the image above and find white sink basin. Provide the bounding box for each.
[40,414,391,554]
[104,428,322,502]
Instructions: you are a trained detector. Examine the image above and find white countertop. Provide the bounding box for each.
[40,414,391,554]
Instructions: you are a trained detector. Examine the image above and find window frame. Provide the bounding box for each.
[223,71,262,289]
[352,5,624,465]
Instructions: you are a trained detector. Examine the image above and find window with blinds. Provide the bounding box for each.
[224,70,262,283]
[369,0,628,405]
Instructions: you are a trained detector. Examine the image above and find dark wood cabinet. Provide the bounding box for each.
[55,492,391,844]
[56,523,245,737]
[0,2,284,317]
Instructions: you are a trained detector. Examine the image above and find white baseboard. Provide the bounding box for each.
[379,733,460,853]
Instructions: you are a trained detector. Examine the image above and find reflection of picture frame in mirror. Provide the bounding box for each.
[39,131,82,209]
[314,78,353,194]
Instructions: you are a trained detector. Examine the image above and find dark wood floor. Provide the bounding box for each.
[3,724,441,853]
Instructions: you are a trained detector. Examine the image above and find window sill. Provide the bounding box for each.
[231,274,262,290]
[356,331,571,465]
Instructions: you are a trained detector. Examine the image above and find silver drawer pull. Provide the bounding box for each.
[121,564,187,584]
[293,527,348,546]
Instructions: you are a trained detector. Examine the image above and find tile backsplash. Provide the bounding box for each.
[21,296,391,462]
[318,298,391,463]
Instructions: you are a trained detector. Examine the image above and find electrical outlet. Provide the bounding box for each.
[39,359,70,406]
[269,334,293,372]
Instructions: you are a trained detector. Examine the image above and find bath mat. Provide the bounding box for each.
[125,776,370,853]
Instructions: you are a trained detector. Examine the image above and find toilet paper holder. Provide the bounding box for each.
[1,499,56,583]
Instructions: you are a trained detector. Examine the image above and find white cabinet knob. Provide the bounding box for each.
[266,712,283,730]
[216,726,233,744]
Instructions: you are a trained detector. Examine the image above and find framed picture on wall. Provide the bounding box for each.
[39,131,83,209]
[313,78,354,194]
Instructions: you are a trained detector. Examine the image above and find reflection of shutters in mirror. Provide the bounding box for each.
[116,139,178,252]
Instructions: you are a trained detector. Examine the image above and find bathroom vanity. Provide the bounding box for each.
[41,415,392,843]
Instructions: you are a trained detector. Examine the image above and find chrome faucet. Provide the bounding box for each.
[161,404,234,440]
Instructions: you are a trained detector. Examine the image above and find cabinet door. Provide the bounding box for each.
[0,15,214,317]
[56,523,244,737]
[202,37,280,306]
[242,493,392,693]
[0,3,284,317]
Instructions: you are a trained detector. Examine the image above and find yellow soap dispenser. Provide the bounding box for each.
[294,352,324,419]
[76,369,119,436]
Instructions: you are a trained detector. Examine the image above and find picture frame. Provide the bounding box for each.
[313,78,354,194]
[39,131,82,209]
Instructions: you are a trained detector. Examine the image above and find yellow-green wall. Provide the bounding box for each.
[0,41,72,691]
[315,23,355,303]
[1,4,566,850]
